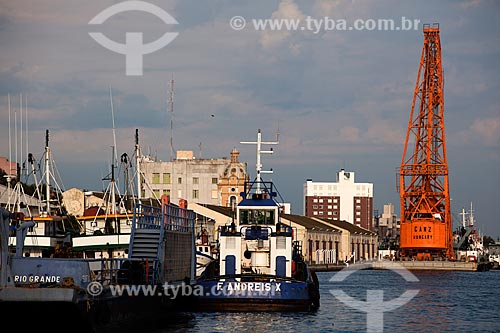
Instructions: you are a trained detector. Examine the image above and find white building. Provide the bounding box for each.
[140,149,247,206]
[303,169,373,230]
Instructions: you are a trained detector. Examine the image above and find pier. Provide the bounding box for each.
[309,260,491,272]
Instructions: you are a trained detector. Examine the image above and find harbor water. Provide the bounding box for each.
[151,269,500,333]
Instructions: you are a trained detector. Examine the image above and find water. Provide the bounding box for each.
[152,269,500,332]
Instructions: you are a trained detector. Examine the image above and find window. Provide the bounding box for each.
[328,199,332,203]
[333,211,338,216]
[333,199,338,203]
[153,189,160,198]
[177,177,182,184]
[239,209,275,225]
[163,189,170,196]
[333,205,338,209]
[313,199,318,203]
[327,211,332,215]
[211,190,218,199]
[193,189,199,199]
[356,211,361,216]
[313,205,318,209]
[212,177,218,185]
[163,173,171,184]
[319,211,324,215]
[356,217,361,222]
[356,199,361,204]
[319,199,323,203]
[313,211,318,215]
[193,177,199,185]
[152,173,160,184]
[328,205,332,209]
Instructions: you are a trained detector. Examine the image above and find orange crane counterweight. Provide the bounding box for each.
[398,23,454,261]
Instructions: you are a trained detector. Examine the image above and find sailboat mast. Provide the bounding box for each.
[111,146,116,215]
[135,129,141,200]
[45,130,51,215]
[7,94,12,189]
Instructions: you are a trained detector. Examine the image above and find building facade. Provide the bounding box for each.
[303,169,373,230]
[0,156,17,179]
[140,149,248,206]
[375,203,400,249]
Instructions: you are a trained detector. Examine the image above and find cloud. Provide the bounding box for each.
[470,116,500,146]
[339,126,360,142]
[259,0,306,50]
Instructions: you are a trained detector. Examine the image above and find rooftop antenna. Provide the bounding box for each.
[240,128,279,194]
[198,142,202,159]
[169,76,175,161]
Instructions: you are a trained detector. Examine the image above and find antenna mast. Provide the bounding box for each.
[240,129,279,194]
[169,77,175,161]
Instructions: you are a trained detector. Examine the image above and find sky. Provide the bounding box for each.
[0,0,499,237]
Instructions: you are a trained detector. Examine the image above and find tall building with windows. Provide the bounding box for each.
[303,169,373,230]
[140,149,248,206]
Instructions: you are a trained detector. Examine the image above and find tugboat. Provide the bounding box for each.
[191,129,320,312]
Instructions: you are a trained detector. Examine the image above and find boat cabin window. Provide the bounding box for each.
[239,209,275,225]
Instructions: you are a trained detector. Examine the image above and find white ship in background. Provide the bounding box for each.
[453,202,486,262]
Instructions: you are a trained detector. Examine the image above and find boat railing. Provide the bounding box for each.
[132,204,163,230]
[241,226,272,240]
[87,257,160,286]
[131,203,195,234]
[163,204,195,233]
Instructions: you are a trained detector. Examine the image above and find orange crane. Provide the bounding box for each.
[398,23,454,261]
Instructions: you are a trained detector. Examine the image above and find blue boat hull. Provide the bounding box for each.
[188,277,319,312]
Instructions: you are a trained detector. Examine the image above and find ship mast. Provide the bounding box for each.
[135,129,141,201]
[240,129,278,194]
[44,130,51,215]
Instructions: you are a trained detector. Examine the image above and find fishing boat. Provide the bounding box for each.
[6,130,81,259]
[195,226,217,277]
[0,194,196,332]
[190,129,320,312]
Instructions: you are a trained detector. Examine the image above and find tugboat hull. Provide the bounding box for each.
[190,278,319,312]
